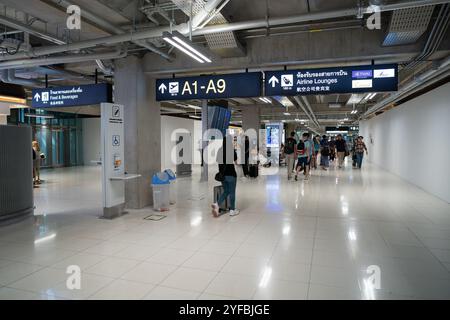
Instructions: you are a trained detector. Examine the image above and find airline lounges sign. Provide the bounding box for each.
[265,64,398,96]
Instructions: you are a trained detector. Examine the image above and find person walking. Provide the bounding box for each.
[312,135,321,170]
[329,137,336,162]
[284,131,297,180]
[354,136,368,169]
[320,135,330,170]
[212,138,239,217]
[242,135,250,178]
[32,140,41,184]
[335,134,347,169]
[295,132,311,181]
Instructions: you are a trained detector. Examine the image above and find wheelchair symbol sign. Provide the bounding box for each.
[112,135,120,146]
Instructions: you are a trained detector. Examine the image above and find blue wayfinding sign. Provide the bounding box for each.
[156,72,262,101]
[32,83,112,108]
[265,64,398,96]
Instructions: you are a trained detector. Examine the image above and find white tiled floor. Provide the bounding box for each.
[1,161,450,300]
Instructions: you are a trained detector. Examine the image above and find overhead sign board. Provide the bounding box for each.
[265,64,398,96]
[156,72,262,101]
[32,83,112,108]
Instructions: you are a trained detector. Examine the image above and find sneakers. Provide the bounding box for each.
[229,209,240,216]
[304,176,309,181]
[211,203,219,217]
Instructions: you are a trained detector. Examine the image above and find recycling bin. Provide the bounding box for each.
[164,169,177,205]
[151,172,170,212]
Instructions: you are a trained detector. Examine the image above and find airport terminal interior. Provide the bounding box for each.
[0,0,450,301]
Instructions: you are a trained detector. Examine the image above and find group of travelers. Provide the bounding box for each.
[210,132,368,217]
[284,132,368,181]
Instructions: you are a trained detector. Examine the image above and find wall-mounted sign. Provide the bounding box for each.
[32,83,112,108]
[156,72,262,101]
[264,64,398,96]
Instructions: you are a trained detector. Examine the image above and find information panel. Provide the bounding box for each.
[265,64,398,96]
[32,83,112,108]
[156,72,262,101]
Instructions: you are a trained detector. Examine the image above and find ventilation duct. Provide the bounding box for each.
[170,0,246,57]
[383,6,435,46]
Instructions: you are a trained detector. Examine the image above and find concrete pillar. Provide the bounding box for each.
[0,116,6,125]
[114,55,161,209]
[241,105,261,142]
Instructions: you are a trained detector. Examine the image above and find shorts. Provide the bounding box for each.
[296,157,310,169]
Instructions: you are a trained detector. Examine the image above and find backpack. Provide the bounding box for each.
[285,138,295,154]
[297,140,305,156]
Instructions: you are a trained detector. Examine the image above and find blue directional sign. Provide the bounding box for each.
[32,83,112,108]
[156,72,262,101]
[265,64,398,96]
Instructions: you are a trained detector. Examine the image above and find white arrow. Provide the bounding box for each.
[268,75,279,88]
[34,93,40,101]
[158,83,167,94]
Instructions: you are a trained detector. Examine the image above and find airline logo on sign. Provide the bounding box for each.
[374,68,396,78]
[264,64,398,96]
[156,72,262,101]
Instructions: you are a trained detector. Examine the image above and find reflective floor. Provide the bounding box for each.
[1,160,450,300]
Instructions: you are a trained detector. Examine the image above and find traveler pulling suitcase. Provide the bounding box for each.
[213,185,230,212]
[249,164,258,178]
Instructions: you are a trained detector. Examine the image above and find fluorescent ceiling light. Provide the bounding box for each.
[163,31,212,64]
[259,97,271,104]
[328,103,342,109]
[173,37,212,63]
[347,94,365,105]
[283,112,291,116]
[25,113,54,119]
[163,37,204,63]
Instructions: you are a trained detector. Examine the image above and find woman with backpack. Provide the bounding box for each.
[284,131,297,180]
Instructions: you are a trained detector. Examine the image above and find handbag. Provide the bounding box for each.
[214,171,225,182]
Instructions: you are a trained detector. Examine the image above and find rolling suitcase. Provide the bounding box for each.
[249,164,259,178]
[213,185,230,212]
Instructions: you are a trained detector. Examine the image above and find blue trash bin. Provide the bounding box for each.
[151,172,170,212]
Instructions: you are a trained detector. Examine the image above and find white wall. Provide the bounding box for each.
[360,83,450,203]
[82,118,101,166]
[161,116,202,171]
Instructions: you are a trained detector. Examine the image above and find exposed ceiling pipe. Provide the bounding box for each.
[2,0,446,62]
[405,3,450,69]
[48,0,172,61]
[0,48,126,70]
[95,59,113,75]
[0,14,65,45]
[182,0,225,30]
[363,55,450,118]
[197,0,232,29]
[301,96,321,127]
[293,96,320,128]
[0,69,43,87]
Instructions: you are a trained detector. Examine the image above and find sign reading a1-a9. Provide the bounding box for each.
[264,64,398,96]
[156,72,262,101]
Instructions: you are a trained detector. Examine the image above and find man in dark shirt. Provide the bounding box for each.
[284,131,297,180]
[335,134,347,168]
